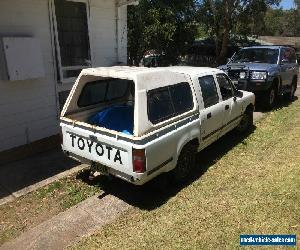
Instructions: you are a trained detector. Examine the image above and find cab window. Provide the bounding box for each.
[216,74,234,101]
[198,75,219,108]
[147,82,193,124]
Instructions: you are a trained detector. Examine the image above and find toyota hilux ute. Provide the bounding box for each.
[219,46,299,109]
[60,66,255,185]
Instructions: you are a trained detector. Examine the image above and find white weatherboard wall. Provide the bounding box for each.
[0,0,127,152]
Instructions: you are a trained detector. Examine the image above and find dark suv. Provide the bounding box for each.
[219,46,299,109]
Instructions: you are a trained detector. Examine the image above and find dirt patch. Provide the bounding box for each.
[0,171,101,245]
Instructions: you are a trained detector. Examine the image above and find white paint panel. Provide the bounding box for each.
[0,0,58,151]
[2,37,45,81]
[0,0,129,151]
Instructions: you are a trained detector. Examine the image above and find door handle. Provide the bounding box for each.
[225,105,230,110]
[207,113,212,119]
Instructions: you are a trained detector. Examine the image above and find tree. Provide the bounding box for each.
[127,0,198,66]
[198,0,280,65]
[263,8,296,36]
[261,4,300,37]
[294,0,300,36]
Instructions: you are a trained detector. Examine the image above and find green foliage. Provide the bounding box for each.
[128,0,198,65]
[262,2,300,37]
[128,0,299,66]
[197,0,280,64]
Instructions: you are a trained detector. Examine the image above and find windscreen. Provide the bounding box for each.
[231,48,279,64]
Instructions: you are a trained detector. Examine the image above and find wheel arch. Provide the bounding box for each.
[175,135,199,166]
[245,103,254,113]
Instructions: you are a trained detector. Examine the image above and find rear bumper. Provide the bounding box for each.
[63,150,155,186]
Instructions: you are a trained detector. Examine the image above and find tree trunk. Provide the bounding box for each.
[216,0,230,65]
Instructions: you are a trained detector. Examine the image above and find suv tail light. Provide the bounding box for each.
[132,149,146,173]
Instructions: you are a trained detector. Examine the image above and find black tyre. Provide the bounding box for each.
[262,85,277,110]
[170,144,196,184]
[284,78,297,102]
[236,108,254,134]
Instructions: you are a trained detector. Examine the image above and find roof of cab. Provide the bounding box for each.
[167,66,224,77]
[80,66,172,79]
[77,66,190,93]
[80,66,224,80]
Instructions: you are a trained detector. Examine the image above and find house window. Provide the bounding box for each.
[51,0,91,83]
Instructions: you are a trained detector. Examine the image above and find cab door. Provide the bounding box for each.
[197,75,224,148]
[215,73,244,136]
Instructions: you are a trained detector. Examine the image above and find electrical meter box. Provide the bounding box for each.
[0,37,45,81]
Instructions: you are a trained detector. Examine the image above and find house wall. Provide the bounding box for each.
[0,0,127,152]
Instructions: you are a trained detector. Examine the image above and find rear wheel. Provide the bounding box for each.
[284,78,297,101]
[170,144,196,184]
[262,84,277,110]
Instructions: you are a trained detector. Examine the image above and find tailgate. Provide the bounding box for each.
[61,122,133,174]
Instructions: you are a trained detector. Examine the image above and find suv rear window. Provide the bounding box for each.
[78,79,131,107]
[147,82,193,124]
[281,48,297,63]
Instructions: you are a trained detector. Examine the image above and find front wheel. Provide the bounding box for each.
[235,109,254,134]
[262,85,277,110]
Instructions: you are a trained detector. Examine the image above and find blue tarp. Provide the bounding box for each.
[89,105,134,135]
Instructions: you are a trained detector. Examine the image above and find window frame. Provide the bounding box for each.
[77,79,131,108]
[216,73,235,101]
[49,0,93,84]
[198,75,220,108]
[280,47,297,64]
[147,82,194,125]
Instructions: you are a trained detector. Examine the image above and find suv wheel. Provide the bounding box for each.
[236,108,254,134]
[263,85,277,109]
[171,144,196,184]
[284,79,297,101]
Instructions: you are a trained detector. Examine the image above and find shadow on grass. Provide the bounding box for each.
[255,96,298,113]
[77,127,256,211]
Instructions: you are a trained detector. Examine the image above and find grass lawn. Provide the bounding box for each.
[0,171,101,245]
[74,99,300,250]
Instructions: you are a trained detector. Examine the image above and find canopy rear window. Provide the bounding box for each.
[78,78,131,107]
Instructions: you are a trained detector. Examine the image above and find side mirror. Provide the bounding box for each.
[235,90,243,99]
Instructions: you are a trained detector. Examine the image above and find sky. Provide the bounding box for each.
[279,0,296,9]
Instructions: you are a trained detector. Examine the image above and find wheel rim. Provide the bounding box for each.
[269,89,275,105]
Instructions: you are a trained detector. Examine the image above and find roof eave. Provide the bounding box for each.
[116,0,139,7]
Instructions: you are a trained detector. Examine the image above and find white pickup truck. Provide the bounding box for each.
[60,66,255,185]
